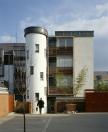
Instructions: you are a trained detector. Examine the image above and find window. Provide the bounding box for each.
[56,75,73,88]
[40,72,44,80]
[49,37,56,47]
[57,55,72,67]
[35,93,39,100]
[58,38,65,47]
[57,38,73,47]
[30,66,34,75]
[35,44,39,52]
[4,55,13,65]
[49,57,56,68]
[49,76,56,87]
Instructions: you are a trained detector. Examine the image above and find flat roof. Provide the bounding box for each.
[55,31,94,37]
[24,26,48,37]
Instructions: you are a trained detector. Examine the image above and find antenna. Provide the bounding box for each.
[15,24,18,43]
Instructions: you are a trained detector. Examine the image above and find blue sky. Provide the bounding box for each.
[0,0,108,71]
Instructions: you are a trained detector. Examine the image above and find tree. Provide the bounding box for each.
[94,78,108,91]
[56,68,73,94]
[73,67,88,97]
[14,67,26,132]
[13,50,26,132]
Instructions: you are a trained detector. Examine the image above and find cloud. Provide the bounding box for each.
[19,2,108,38]
[96,3,108,17]
[20,17,33,30]
[0,35,16,43]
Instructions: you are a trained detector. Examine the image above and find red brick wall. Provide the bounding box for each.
[85,90,108,112]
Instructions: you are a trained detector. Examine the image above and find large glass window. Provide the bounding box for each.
[57,55,72,67]
[56,75,72,87]
[57,37,73,47]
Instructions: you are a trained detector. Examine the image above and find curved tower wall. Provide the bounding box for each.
[24,27,48,114]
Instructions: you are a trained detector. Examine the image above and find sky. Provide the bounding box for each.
[0,0,108,71]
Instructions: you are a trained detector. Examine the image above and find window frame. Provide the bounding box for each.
[40,72,44,80]
[35,44,39,52]
[30,66,34,75]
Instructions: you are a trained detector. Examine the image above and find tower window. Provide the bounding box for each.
[30,66,34,75]
[40,72,44,80]
[35,44,39,52]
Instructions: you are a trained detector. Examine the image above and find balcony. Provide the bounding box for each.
[56,47,73,55]
[49,67,73,75]
[48,87,73,95]
[49,47,73,56]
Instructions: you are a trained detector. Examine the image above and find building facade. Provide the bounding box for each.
[0,27,94,113]
[48,30,94,112]
[0,43,26,100]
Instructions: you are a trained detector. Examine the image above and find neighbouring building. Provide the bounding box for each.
[0,43,26,100]
[0,26,94,114]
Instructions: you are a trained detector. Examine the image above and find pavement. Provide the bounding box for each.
[0,112,108,132]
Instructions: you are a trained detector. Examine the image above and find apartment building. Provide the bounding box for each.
[48,30,94,112]
[24,26,94,113]
[0,27,94,113]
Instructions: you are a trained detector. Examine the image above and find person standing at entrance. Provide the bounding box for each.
[37,98,44,114]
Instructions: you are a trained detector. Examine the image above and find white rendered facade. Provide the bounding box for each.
[25,27,48,114]
[73,37,94,97]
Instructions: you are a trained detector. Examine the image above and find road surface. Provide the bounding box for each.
[0,113,108,132]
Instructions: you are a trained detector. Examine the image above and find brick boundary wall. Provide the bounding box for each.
[85,90,108,112]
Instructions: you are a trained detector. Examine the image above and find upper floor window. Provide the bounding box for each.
[35,44,39,52]
[30,66,34,75]
[57,55,72,67]
[4,55,13,65]
[57,38,73,47]
[40,72,44,80]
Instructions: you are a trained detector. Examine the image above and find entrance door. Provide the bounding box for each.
[47,97,56,113]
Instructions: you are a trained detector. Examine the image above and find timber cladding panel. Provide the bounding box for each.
[8,95,14,112]
[85,90,108,112]
[0,93,14,117]
[0,93,8,117]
